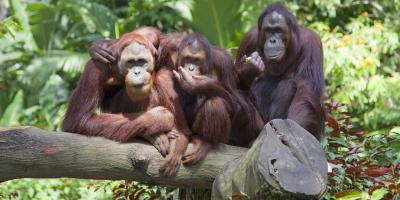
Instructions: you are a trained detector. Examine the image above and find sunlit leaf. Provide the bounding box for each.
[9,0,38,50]
[334,189,362,200]
[0,52,23,63]
[191,0,242,47]
[27,3,57,51]
[39,74,69,114]
[0,90,23,126]
[389,127,400,134]
[370,188,388,200]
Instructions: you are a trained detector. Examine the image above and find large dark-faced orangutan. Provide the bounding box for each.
[62,28,188,176]
[235,4,325,140]
[172,33,264,163]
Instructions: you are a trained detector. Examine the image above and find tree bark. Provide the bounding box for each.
[0,126,245,188]
[212,119,328,200]
[0,119,328,199]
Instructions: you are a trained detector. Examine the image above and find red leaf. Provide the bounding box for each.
[372,178,387,184]
[326,114,340,137]
[329,159,343,164]
[351,130,365,136]
[356,159,371,166]
[364,167,391,177]
[346,166,362,176]
[379,179,395,184]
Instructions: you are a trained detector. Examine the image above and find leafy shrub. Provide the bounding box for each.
[0,179,111,199]
[324,101,400,199]
[313,15,400,131]
[0,0,399,199]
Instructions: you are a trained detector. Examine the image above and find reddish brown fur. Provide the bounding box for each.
[62,31,164,141]
[79,29,263,168]
[157,33,183,69]
[62,28,189,176]
[109,32,158,61]
[235,4,325,140]
[158,33,263,164]
[134,26,161,48]
[158,34,263,147]
[212,47,264,147]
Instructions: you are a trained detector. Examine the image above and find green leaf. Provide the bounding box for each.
[390,127,400,134]
[51,50,88,73]
[334,189,362,200]
[39,74,69,114]
[19,56,57,90]
[370,188,388,200]
[9,0,38,50]
[191,0,243,47]
[83,3,117,37]
[2,22,16,38]
[26,2,57,51]
[0,90,23,127]
[0,52,23,63]
[38,74,69,130]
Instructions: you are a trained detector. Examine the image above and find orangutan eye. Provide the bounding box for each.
[128,58,147,66]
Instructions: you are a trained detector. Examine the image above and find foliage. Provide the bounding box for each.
[124,0,191,34]
[0,0,399,199]
[0,17,22,38]
[0,179,112,199]
[99,181,179,200]
[324,101,400,199]
[315,15,400,131]
[0,179,181,200]
[191,0,242,47]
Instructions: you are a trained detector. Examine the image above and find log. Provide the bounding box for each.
[0,119,328,199]
[0,126,245,188]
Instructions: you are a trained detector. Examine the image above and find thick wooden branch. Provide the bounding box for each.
[0,126,245,188]
[0,119,328,199]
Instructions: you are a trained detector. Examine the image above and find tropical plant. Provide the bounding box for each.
[1,0,399,199]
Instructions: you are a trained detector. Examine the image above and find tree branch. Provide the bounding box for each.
[0,119,328,199]
[0,126,245,188]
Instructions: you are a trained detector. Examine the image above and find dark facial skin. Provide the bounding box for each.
[178,41,207,77]
[261,11,290,63]
[118,42,155,102]
[173,39,221,96]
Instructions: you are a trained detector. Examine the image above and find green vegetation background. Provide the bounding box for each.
[0,0,399,199]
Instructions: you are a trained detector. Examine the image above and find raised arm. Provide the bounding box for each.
[235,27,265,90]
[173,67,231,100]
[89,40,116,64]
